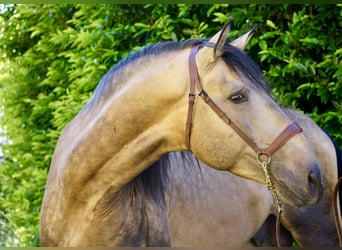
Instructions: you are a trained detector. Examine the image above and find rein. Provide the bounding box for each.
[333,177,342,246]
[333,137,342,246]
[186,45,303,247]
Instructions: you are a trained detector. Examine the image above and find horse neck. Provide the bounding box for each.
[62,51,188,179]
[41,49,190,244]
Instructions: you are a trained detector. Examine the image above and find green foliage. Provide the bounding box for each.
[0,4,340,246]
[253,5,342,142]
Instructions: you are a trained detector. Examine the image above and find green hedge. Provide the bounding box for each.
[0,4,341,246]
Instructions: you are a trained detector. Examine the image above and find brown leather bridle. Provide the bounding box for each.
[185,45,303,247]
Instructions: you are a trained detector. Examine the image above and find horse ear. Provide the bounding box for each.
[197,20,233,64]
[230,24,258,51]
[209,20,233,56]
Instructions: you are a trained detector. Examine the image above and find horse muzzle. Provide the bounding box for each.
[275,162,323,207]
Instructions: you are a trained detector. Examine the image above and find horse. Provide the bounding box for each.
[40,21,324,246]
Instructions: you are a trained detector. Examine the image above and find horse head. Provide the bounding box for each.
[186,21,322,207]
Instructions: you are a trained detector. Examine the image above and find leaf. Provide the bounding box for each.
[299,37,320,45]
[259,40,267,50]
[213,12,229,23]
[266,19,277,29]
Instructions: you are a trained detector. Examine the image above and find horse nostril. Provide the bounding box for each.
[308,169,322,196]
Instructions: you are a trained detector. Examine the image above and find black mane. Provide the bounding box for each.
[119,152,196,205]
[113,39,204,73]
[92,38,271,102]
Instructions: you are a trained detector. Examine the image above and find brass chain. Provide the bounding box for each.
[259,159,283,247]
[260,160,282,213]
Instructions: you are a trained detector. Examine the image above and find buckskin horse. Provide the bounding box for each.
[40,21,324,246]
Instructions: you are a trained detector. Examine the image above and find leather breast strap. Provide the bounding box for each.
[185,45,302,157]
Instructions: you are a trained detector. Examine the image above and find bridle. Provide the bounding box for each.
[185,45,303,247]
[186,45,302,158]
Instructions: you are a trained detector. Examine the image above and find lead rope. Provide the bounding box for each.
[257,155,283,247]
[333,177,342,246]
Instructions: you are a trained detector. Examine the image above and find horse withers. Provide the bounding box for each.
[40,21,323,246]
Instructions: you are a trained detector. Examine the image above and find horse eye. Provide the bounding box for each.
[229,92,247,104]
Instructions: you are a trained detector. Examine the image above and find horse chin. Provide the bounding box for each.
[281,203,340,247]
[253,214,339,247]
[290,224,340,247]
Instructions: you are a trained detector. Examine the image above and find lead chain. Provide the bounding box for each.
[260,161,282,213]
